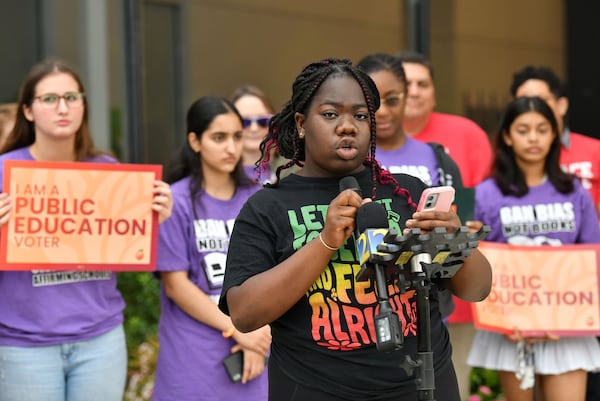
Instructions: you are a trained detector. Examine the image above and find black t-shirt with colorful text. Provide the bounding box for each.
[220,168,453,399]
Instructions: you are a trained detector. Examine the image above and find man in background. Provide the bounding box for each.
[396,50,492,188]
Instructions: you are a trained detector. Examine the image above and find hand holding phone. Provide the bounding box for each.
[416,186,455,212]
[222,350,269,383]
[223,350,243,383]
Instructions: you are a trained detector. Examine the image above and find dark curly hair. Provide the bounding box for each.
[356,52,407,87]
[509,65,566,98]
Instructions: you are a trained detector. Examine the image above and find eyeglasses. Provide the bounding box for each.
[34,92,85,109]
[381,93,405,108]
[242,115,272,129]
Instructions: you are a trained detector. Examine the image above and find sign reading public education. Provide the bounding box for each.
[473,241,600,336]
[0,160,162,271]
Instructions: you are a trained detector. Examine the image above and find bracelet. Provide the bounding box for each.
[318,232,337,251]
[222,326,235,338]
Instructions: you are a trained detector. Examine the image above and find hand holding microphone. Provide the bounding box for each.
[349,185,403,351]
[318,176,364,251]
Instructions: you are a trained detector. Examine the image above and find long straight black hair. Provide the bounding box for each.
[164,96,253,214]
[492,96,573,196]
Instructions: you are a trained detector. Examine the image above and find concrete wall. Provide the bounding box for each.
[181,0,565,134]
[186,0,405,109]
[0,0,567,160]
[431,0,565,115]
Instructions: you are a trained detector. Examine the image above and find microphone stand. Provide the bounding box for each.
[367,225,490,401]
[410,252,435,401]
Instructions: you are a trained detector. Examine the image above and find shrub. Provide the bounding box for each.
[123,334,159,401]
[117,272,161,401]
[469,367,505,401]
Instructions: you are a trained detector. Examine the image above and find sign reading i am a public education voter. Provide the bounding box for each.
[0,160,162,271]
[473,241,600,336]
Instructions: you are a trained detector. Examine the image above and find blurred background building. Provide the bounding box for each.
[0,0,596,165]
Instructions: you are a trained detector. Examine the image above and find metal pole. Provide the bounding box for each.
[405,0,430,57]
[123,0,144,163]
[81,0,110,151]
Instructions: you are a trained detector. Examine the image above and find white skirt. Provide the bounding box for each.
[467,330,600,375]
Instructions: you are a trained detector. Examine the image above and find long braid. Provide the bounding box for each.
[354,53,416,208]
[365,157,417,209]
[345,68,379,199]
[349,66,416,208]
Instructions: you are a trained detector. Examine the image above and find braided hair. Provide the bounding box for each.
[259,58,414,205]
[356,52,407,87]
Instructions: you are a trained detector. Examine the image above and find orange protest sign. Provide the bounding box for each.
[0,160,161,271]
[473,241,600,336]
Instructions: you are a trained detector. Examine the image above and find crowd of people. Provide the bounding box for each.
[0,51,599,401]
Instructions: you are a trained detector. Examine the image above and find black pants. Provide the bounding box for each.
[268,358,461,401]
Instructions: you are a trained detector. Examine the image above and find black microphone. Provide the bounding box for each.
[355,201,403,351]
[339,176,362,198]
[339,175,363,244]
[339,176,395,277]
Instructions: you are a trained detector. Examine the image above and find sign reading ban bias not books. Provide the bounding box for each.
[0,160,161,271]
[473,241,600,336]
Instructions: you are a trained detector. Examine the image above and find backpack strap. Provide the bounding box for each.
[428,142,464,188]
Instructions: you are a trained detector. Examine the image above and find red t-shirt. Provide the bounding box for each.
[412,112,493,188]
[560,130,600,206]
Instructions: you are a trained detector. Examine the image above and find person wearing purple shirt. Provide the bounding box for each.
[356,53,464,322]
[376,137,440,186]
[467,96,600,401]
[356,53,463,189]
[0,59,173,401]
[152,96,269,401]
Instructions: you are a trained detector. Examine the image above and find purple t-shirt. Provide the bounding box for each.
[376,137,440,185]
[152,176,265,401]
[0,147,124,346]
[476,178,600,245]
[243,164,272,185]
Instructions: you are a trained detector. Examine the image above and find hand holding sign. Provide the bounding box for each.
[473,241,600,336]
[0,160,162,271]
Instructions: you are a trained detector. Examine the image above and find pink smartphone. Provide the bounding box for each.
[417,186,455,212]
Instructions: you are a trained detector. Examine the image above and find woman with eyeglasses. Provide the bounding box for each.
[0,59,173,401]
[231,85,275,183]
[356,53,463,189]
[356,53,464,323]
